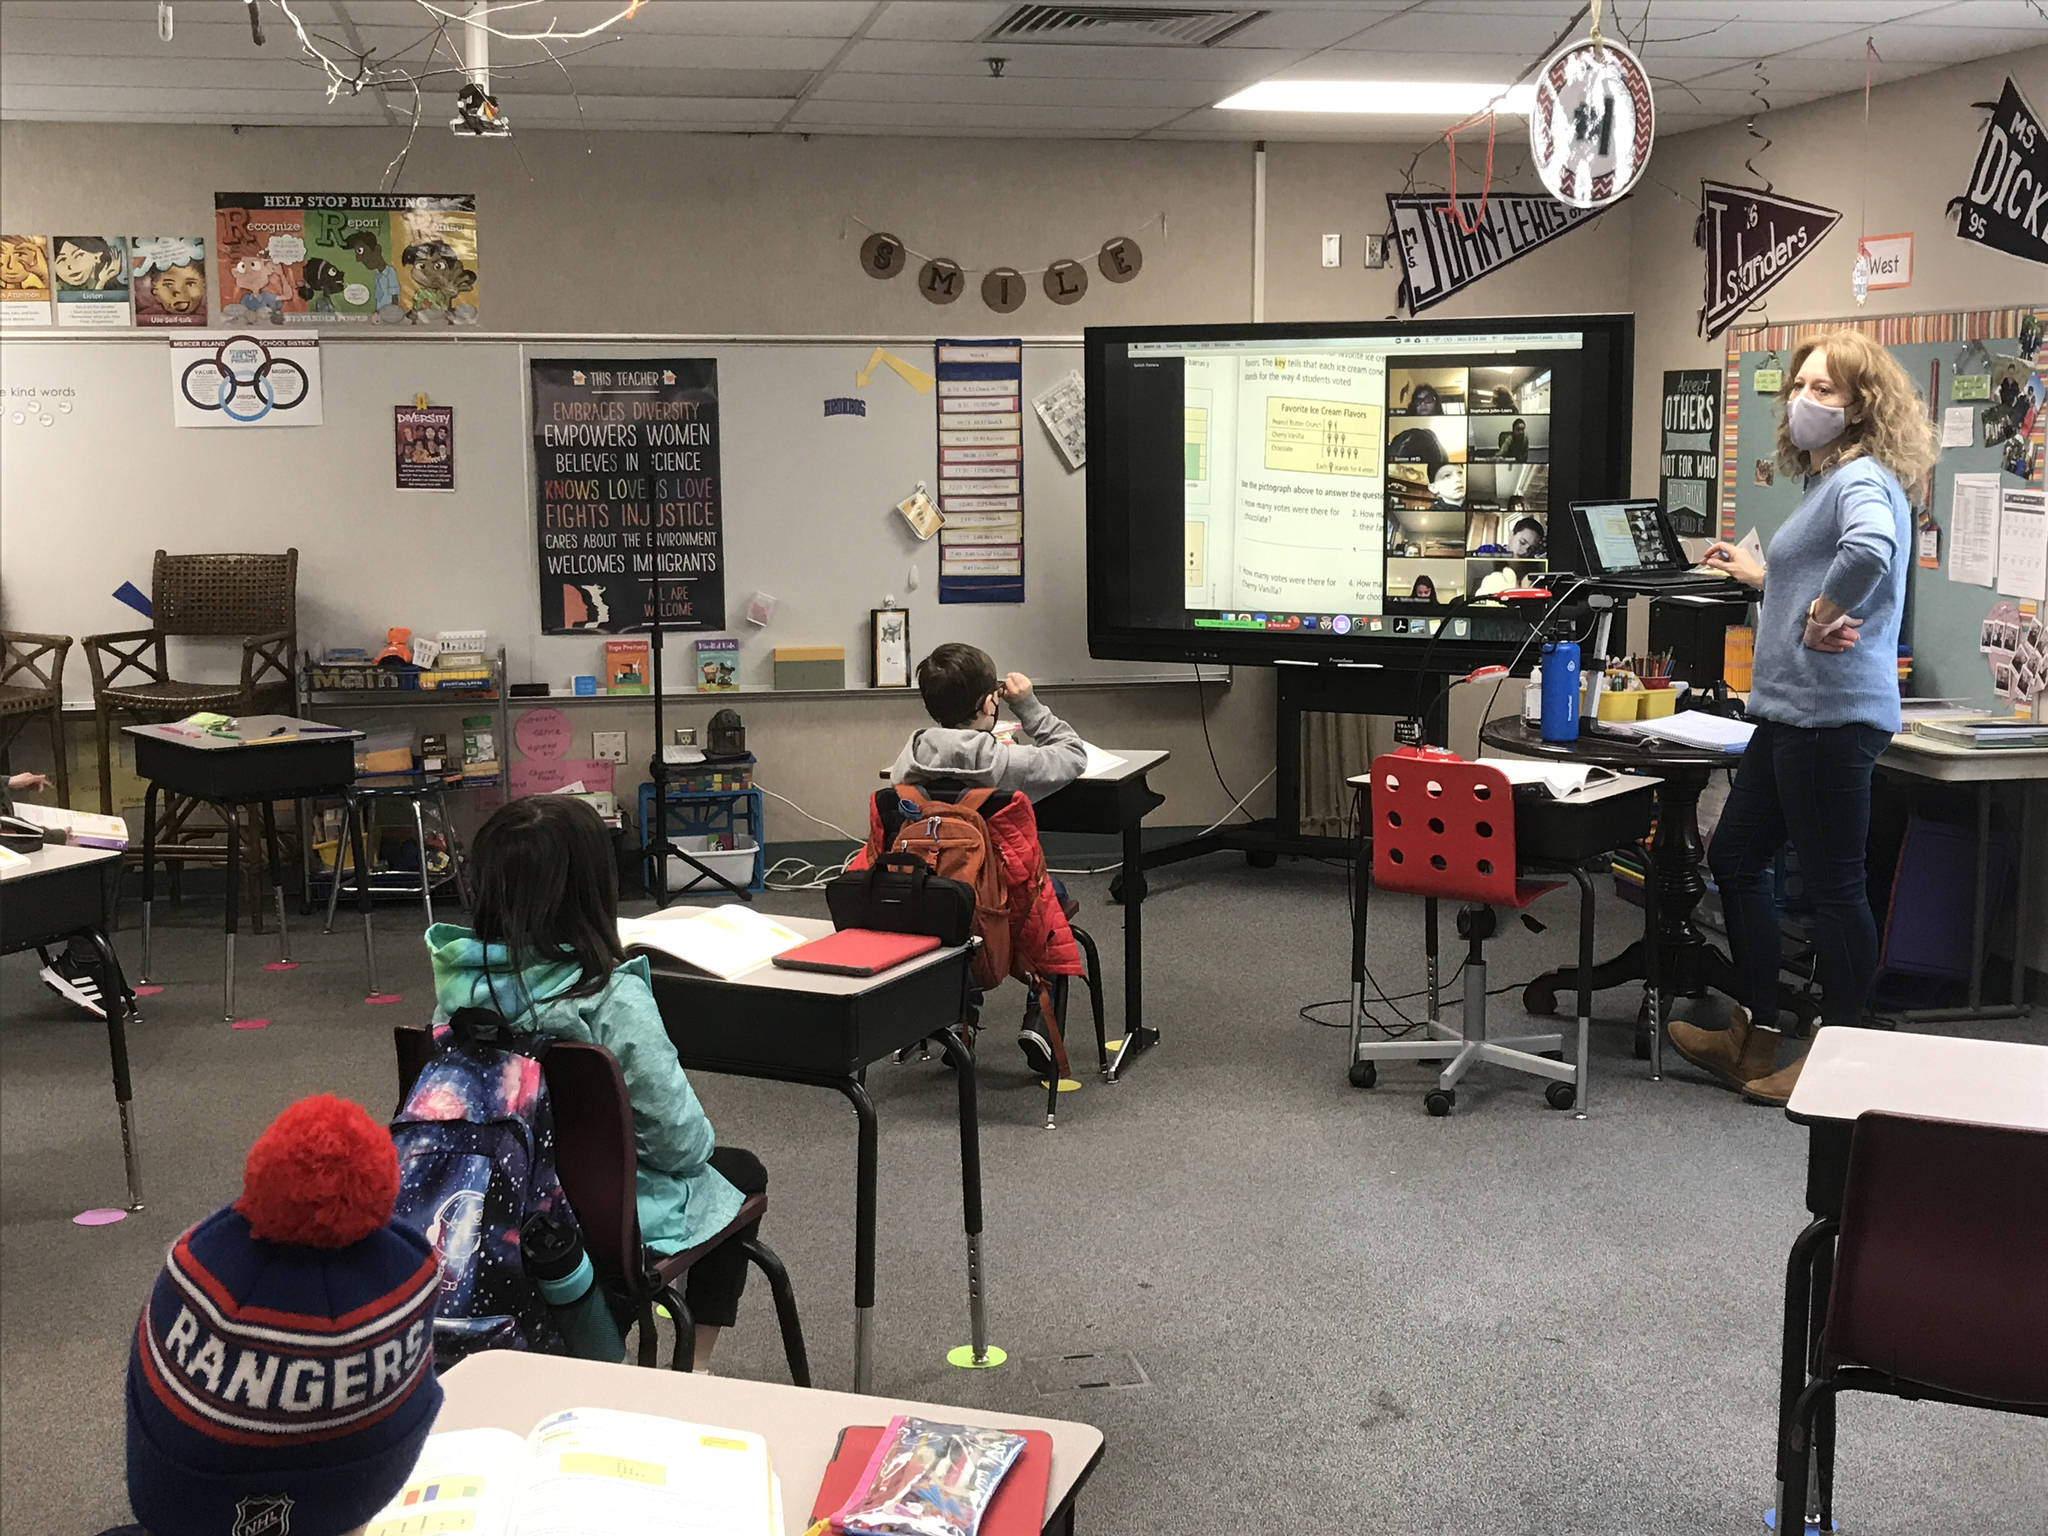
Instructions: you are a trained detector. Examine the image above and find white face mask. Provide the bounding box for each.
[1788,392,1847,451]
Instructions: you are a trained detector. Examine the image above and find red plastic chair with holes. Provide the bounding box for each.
[1346,746,1597,1116]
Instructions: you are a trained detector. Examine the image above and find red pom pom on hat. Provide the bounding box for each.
[235,1094,400,1248]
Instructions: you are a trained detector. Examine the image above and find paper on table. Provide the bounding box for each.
[1996,486,2046,601]
[522,1408,776,1536]
[1939,405,1976,449]
[1948,472,2001,587]
[364,1426,525,1536]
[1082,742,1125,777]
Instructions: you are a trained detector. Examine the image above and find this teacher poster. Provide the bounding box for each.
[531,358,724,635]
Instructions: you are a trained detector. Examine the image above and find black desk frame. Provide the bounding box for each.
[648,943,983,1394]
[1,851,144,1210]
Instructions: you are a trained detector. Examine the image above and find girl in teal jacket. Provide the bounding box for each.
[425,795,762,1368]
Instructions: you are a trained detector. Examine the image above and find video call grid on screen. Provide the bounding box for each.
[1146,331,1577,622]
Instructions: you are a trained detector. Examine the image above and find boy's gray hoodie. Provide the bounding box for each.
[886,692,1086,802]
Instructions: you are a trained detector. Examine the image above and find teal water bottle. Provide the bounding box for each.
[521,1210,625,1363]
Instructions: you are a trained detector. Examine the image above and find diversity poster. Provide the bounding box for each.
[395,404,455,491]
[1659,369,1721,537]
[531,359,724,635]
[0,235,51,327]
[935,340,1025,604]
[130,236,208,326]
[51,235,132,327]
[169,333,323,428]
[214,193,478,325]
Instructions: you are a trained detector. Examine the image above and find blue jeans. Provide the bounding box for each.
[1707,719,1891,1030]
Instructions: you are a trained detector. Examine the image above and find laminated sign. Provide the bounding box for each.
[1951,77,2047,269]
[1697,182,1840,340]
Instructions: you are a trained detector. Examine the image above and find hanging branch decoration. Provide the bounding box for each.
[845,216,1160,313]
[1528,0,1656,210]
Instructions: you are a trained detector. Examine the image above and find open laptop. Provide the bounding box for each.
[1569,499,1727,590]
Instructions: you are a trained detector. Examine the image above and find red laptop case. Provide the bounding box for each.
[770,928,942,976]
[808,1424,1054,1535]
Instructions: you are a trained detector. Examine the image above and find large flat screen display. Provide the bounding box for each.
[1085,315,1633,665]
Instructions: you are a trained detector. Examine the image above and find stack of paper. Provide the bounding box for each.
[1628,711,1755,753]
[619,904,806,979]
[1910,715,2048,749]
[366,1408,780,1536]
[8,802,129,849]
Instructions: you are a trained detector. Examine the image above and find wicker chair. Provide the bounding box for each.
[83,550,298,814]
[0,631,72,807]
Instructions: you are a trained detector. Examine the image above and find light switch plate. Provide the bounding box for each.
[1321,233,1341,268]
[592,730,627,763]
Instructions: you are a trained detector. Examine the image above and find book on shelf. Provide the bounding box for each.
[619,903,804,979]
[364,1409,779,1536]
[605,638,651,695]
[696,637,739,692]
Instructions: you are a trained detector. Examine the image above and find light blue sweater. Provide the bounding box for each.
[425,925,743,1254]
[1747,456,1909,733]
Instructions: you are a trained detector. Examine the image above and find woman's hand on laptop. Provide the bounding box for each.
[1701,541,1765,588]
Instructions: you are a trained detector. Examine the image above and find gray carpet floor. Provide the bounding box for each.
[4,854,2044,1533]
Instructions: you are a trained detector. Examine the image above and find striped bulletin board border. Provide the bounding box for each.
[1719,305,2048,537]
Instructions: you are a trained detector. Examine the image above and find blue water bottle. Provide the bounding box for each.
[1540,639,1581,741]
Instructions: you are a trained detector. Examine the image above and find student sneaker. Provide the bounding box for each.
[38,944,106,1020]
[1017,1026,1056,1080]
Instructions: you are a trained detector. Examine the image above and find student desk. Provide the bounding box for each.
[1027,747,1170,1079]
[1874,732,2048,1023]
[0,843,144,1210]
[640,913,982,1394]
[435,1351,1108,1535]
[1775,1027,2048,1528]
[1478,718,1821,1045]
[127,718,362,1021]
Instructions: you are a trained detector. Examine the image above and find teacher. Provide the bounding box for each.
[1668,330,1938,1106]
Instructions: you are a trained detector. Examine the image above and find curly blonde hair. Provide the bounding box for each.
[1775,329,1940,495]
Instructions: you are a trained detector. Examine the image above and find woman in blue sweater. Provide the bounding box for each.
[1668,330,1938,1105]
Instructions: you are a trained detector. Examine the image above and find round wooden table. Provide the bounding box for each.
[1479,717,1820,1043]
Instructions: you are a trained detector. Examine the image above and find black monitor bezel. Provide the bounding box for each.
[1084,313,1635,669]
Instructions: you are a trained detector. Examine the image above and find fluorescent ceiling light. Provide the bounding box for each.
[1215,80,1537,115]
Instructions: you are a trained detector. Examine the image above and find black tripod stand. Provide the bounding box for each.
[638,579,753,908]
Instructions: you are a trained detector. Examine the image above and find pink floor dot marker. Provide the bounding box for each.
[231,1019,271,1031]
[263,961,300,972]
[132,985,164,997]
[73,1208,127,1227]
[366,993,404,1006]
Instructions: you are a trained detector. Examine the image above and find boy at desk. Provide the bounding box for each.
[878,643,1086,1078]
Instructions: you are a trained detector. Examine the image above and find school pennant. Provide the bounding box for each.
[1949,76,2048,268]
[1386,192,1617,316]
[1696,181,1841,340]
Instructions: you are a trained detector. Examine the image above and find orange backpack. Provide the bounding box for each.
[880,784,1011,993]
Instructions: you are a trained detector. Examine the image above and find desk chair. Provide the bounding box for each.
[1349,748,1595,1117]
[0,631,72,807]
[1778,1112,2048,1532]
[394,1027,811,1385]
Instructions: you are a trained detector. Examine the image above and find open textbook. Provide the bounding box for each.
[619,903,805,979]
[364,1409,780,1536]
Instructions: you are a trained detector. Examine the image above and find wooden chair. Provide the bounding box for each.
[1778,1111,2048,1531]
[395,1026,811,1383]
[0,630,72,806]
[82,549,298,814]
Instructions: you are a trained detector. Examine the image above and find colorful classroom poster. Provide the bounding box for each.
[531,358,724,635]
[169,333,323,427]
[1659,369,1720,537]
[129,236,208,326]
[50,236,131,327]
[395,404,454,490]
[0,236,52,326]
[214,193,478,325]
[935,340,1025,604]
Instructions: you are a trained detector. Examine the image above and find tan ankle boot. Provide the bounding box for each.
[1667,1005,1779,1090]
[1741,1053,1806,1107]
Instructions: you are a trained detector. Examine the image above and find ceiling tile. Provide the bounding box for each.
[811,71,1222,109]
[838,38,1292,81]
[864,2,1011,43]
[328,1,874,36]
[789,97,1171,131]
[1284,50,1556,82]
[1332,7,1593,54]
[1797,20,2048,61]
[1631,1,1950,21]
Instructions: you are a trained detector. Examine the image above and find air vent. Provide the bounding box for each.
[987,5,1269,48]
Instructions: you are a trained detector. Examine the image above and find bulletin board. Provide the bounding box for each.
[1718,305,2048,709]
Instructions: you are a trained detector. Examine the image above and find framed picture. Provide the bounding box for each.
[871,607,911,688]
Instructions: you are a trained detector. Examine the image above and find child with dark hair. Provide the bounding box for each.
[423,795,763,1370]
[893,641,1085,802]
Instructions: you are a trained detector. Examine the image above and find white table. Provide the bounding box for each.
[1875,733,2048,1022]
[435,1351,1107,1535]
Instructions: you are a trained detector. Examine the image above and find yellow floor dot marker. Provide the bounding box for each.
[1103,1038,1125,1052]
[947,1344,1009,1370]
[1037,1077,1082,1092]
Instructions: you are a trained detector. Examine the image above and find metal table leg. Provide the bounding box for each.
[221,801,241,1022]
[350,792,379,995]
[139,783,160,982]
[938,1024,991,1366]
[410,794,436,928]
[322,794,351,934]
[1106,809,1157,1080]
[835,1075,881,1393]
[81,928,144,1212]
[261,798,290,966]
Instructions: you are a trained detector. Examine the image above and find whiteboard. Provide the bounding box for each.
[0,332,1197,705]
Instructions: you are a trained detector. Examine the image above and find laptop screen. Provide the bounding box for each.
[1576,500,1677,573]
